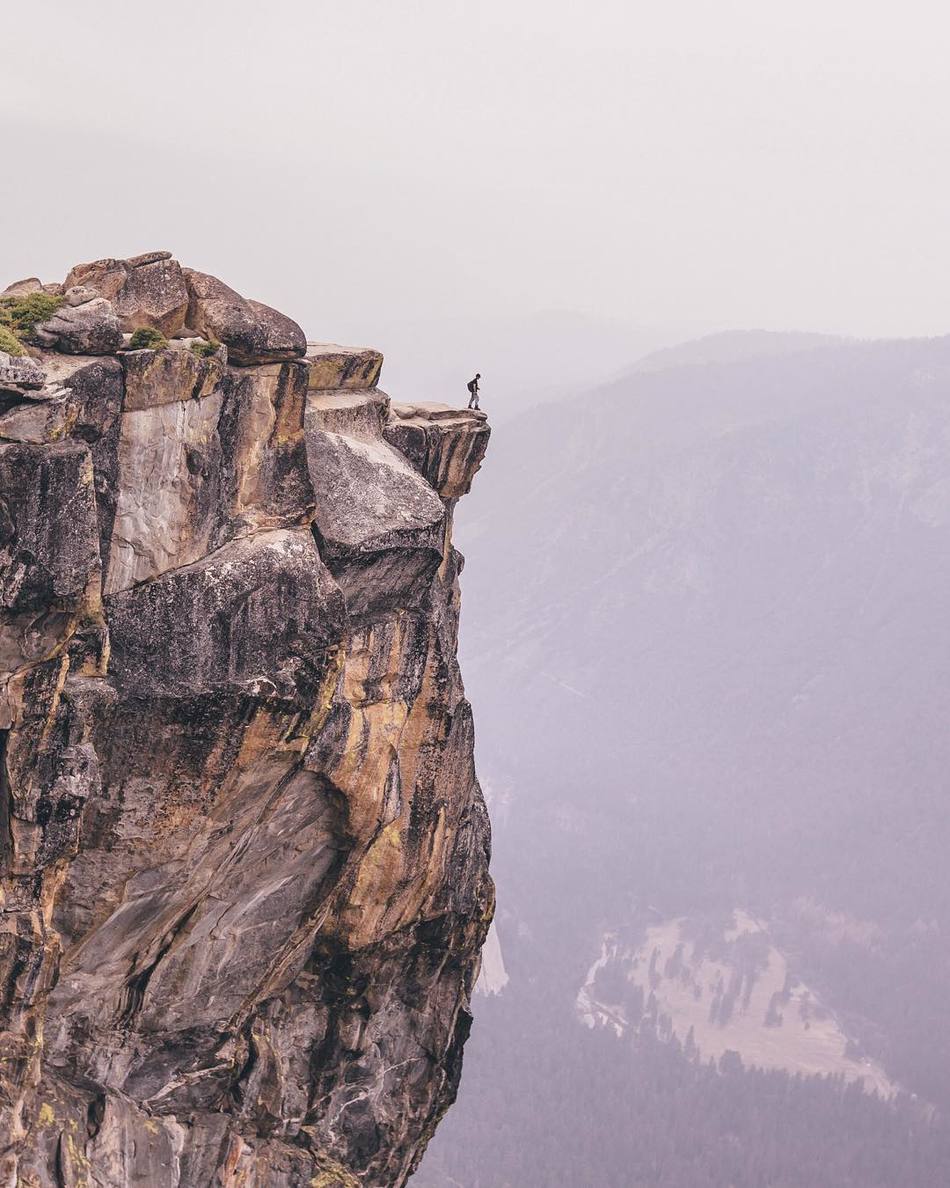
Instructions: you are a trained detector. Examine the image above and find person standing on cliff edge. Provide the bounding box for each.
[467,372,481,410]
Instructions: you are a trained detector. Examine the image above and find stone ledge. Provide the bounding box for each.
[384,403,490,500]
[389,399,488,423]
[306,388,390,438]
[306,343,383,391]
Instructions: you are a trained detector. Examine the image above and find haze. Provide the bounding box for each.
[3,0,949,353]
[5,7,950,1186]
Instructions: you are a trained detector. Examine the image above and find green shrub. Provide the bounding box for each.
[0,325,25,356]
[0,292,64,340]
[189,337,219,359]
[128,327,168,351]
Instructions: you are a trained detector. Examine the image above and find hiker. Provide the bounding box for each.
[467,372,481,410]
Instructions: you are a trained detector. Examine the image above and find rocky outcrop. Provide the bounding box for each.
[183,269,307,365]
[32,290,123,356]
[386,403,490,500]
[64,252,190,338]
[0,352,46,395]
[0,254,492,1187]
[306,345,384,392]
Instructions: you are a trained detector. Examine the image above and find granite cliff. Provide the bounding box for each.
[0,253,493,1187]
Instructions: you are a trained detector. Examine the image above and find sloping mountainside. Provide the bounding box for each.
[417,334,950,1186]
[0,254,492,1187]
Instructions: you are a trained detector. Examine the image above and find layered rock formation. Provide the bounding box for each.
[0,255,492,1186]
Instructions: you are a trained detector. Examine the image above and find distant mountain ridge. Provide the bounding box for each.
[629,328,848,373]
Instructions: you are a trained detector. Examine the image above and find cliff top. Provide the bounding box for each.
[1,251,487,426]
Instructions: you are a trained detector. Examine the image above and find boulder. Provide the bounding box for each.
[306,342,383,390]
[33,296,122,355]
[0,351,46,396]
[63,258,126,302]
[0,389,72,443]
[183,269,306,365]
[2,278,43,298]
[64,252,189,338]
[64,285,98,307]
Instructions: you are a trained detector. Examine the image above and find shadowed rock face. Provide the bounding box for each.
[0,254,492,1187]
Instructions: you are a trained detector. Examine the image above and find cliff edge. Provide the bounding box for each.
[0,253,493,1187]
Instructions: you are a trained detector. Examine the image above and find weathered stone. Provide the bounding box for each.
[128,249,173,267]
[0,350,46,395]
[121,344,226,410]
[222,360,314,530]
[2,277,43,297]
[1,254,492,1188]
[306,386,390,435]
[0,441,101,676]
[0,389,72,442]
[247,298,308,358]
[307,390,446,618]
[103,356,314,594]
[0,441,100,615]
[42,355,125,563]
[103,389,227,594]
[0,350,121,443]
[184,268,306,365]
[65,252,189,337]
[64,257,124,296]
[64,284,97,307]
[33,295,123,355]
[386,401,491,499]
[106,528,345,699]
[306,342,384,390]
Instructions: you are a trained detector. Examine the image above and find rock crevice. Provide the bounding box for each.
[0,254,492,1187]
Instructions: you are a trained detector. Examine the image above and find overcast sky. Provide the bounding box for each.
[2,1,949,355]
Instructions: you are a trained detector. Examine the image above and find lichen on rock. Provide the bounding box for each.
[0,252,492,1187]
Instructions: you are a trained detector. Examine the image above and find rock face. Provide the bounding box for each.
[0,254,492,1187]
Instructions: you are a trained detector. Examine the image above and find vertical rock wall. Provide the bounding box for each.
[0,256,492,1187]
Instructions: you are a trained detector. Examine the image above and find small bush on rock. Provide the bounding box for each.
[0,292,65,342]
[0,325,25,356]
[128,327,168,351]
[189,338,219,359]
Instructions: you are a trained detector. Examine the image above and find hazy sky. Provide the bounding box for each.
[2,1,949,347]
